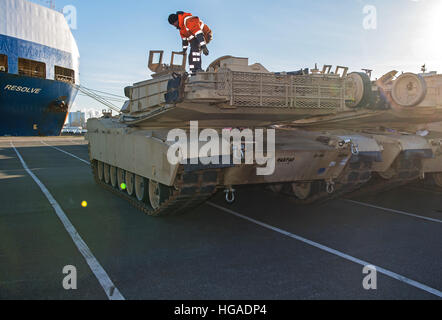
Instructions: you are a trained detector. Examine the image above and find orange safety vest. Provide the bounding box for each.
[178,12,212,44]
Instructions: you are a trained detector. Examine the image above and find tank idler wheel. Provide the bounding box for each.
[149,180,170,210]
[103,163,111,184]
[433,173,442,188]
[97,161,104,181]
[292,182,312,200]
[117,168,125,190]
[125,172,135,196]
[110,166,117,188]
[135,175,148,202]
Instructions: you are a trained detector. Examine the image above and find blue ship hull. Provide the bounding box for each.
[0,73,78,136]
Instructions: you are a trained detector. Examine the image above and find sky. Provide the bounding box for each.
[30,0,442,113]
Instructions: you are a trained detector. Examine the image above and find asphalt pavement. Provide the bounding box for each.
[0,137,441,300]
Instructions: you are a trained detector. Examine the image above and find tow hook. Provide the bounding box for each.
[351,143,360,156]
[225,187,236,204]
[326,180,335,194]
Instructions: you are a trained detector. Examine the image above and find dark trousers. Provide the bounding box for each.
[189,38,202,75]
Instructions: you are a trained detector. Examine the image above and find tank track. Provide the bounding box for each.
[273,157,373,205]
[276,155,424,204]
[90,158,220,217]
[288,174,415,205]
[346,156,422,198]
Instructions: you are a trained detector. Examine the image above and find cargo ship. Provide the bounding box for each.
[0,0,79,136]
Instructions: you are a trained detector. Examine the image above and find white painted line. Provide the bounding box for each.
[41,141,90,165]
[207,202,442,298]
[345,200,442,224]
[11,142,124,300]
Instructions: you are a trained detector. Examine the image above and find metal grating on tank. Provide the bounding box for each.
[209,70,350,109]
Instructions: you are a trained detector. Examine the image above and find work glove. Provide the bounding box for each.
[207,31,213,43]
[201,45,209,56]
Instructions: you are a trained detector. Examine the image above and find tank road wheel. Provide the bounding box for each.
[433,173,442,187]
[125,172,135,196]
[103,163,111,184]
[134,175,147,202]
[292,182,312,200]
[117,168,126,191]
[391,73,427,107]
[97,161,104,181]
[148,180,170,210]
[110,166,117,188]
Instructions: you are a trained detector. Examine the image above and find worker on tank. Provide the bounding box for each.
[168,11,213,75]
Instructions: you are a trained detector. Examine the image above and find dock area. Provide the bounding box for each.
[0,137,441,300]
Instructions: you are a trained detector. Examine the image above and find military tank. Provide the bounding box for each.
[275,68,442,201]
[86,50,442,215]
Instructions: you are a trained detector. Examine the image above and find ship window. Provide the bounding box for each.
[0,54,7,73]
[18,58,46,79]
[54,66,75,84]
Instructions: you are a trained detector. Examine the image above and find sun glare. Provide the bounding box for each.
[419,1,442,70]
